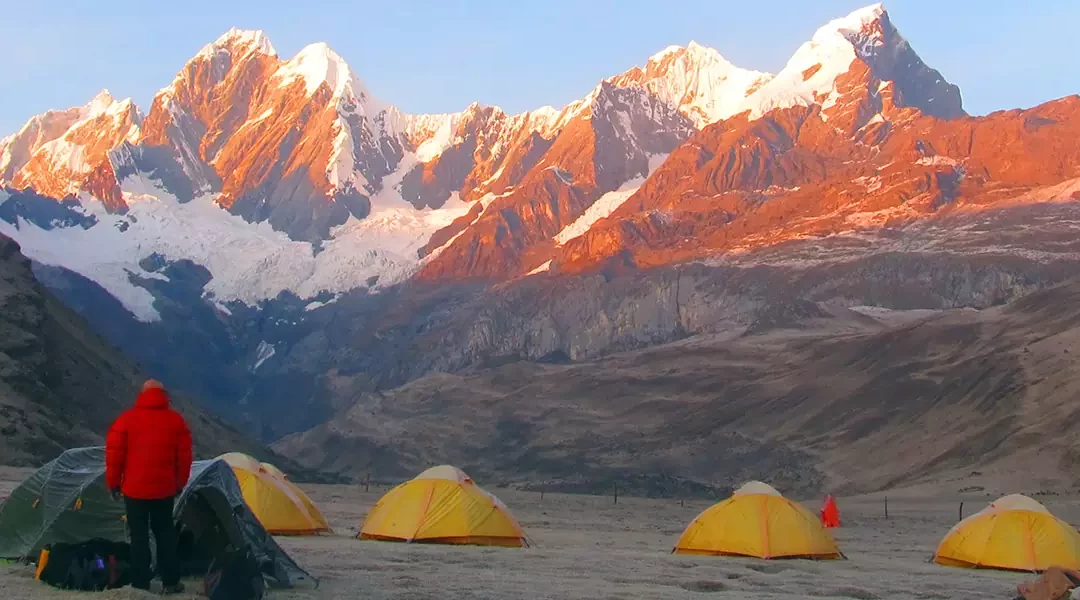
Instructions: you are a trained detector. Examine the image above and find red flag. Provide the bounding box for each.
[821,494,840,528]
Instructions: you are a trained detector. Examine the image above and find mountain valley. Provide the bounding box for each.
[2,3,1079,494]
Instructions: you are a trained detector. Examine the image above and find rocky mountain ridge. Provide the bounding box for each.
[0,4,976,299]
[0,232,301,472]
[1,2,1079,482]
[278,276,1080,497]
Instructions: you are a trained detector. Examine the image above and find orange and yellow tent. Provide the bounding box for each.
[359,466,526,547]
[219,453,331,535]
[933,494,1080,572]
[674,481,842,560]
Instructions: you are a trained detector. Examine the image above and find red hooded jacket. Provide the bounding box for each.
[105,387,193,500]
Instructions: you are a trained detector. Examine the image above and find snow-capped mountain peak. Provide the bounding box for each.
[0,90,136,180]
[78,91,143,137]
[649,44,684,63]
[0,112,82,181]
[268,42,397,197]
[609,40,773,128]
[85,90,119,117]
[0,4,982,325]
[807,2,892,65]
[0,89,142,197]
[684,40,732,64]
[276,42,362,99]
[817,3,886,39]
[736,2,963,121]
[0,91,140,215]
[735,5,888,119]
[410,111,465,162]
[195,27,277,60]
[158,28,280,107]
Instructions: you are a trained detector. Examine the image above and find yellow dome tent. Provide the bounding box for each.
[674,481,843,560]
[360,466,526,547]
[258,461,332,535]
[260,462,287,480]
[219,453,331,536]
[933,494,1080,571]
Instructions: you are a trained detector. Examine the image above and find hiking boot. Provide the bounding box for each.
[160,582,185,595]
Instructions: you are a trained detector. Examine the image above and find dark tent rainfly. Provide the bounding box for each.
[0,447,315,589]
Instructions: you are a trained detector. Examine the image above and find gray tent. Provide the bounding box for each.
[0,447,315,589]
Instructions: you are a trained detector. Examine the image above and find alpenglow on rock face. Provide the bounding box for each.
[2,4,1080,456]
[0,4,982,314]
[1,90,141,213]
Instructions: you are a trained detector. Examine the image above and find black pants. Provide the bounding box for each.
[124,496,178,589]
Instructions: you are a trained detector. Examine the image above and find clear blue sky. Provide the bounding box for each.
[1,0,1075,135]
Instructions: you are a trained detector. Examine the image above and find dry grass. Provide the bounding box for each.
[0,474,1053,599]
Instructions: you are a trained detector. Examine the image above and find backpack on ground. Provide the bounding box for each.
[203,544,265,600]
[36,538,131,591]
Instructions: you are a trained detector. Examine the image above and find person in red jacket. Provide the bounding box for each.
[105,379,193,594]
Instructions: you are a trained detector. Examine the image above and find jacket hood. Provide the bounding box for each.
[134,387,170,410]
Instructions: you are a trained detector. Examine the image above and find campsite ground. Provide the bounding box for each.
[0,471,1051,599]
